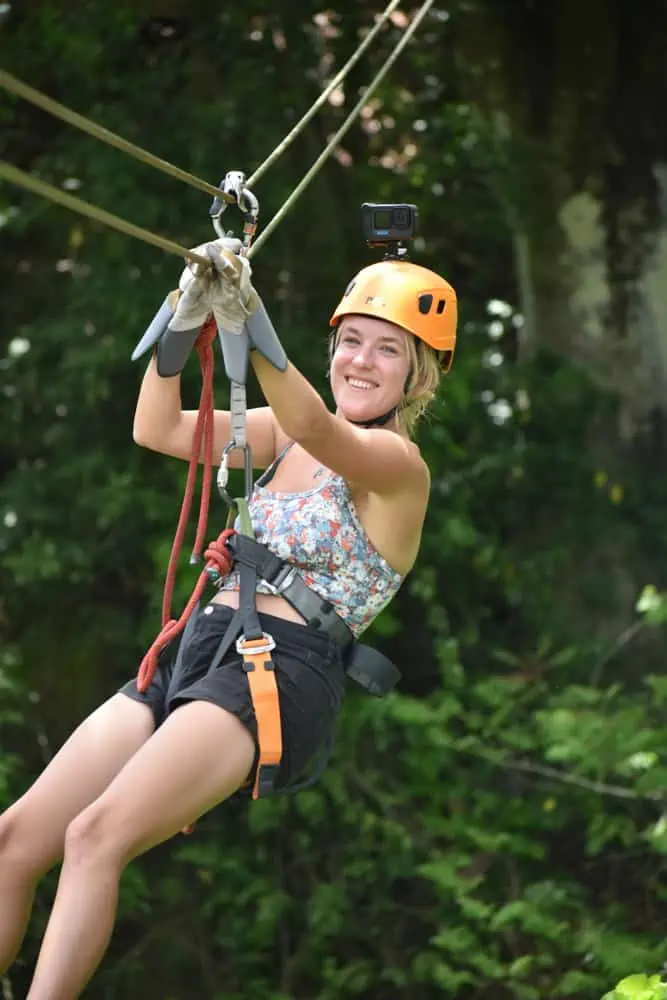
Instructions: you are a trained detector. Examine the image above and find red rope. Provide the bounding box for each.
[137,317,235,694]
[159,317,218,625]
[136,528,235,692]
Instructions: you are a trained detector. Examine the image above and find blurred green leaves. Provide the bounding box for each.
[3,2,667,999]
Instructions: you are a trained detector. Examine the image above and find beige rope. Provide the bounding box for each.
[0,162,209,266]
[0,69,234,204]
[1,1,434,263]
[0,2,403,206]
[246,0,402,188]
[249,0,435,258]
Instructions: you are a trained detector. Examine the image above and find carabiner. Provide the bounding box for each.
[217,439,254,507]
[209,170,259,252]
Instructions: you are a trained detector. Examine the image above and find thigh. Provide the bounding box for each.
[5,694,155,870]
[72,700,256,863]
[169,606,345,789]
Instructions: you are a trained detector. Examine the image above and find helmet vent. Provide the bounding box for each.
[343,280,356,297]
[418,293,433,314]
[436,299,446,314]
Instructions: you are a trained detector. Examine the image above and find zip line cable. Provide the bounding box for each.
[249,0,434,257]
[245,0,402,188]
[0,0,402,207]
[0,1,433,262]
[0,162,210,265]
[0,69,234,205]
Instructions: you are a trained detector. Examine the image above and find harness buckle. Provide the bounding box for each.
[254,764,281,797]
[236,633,276,659]
[271,564,297,592]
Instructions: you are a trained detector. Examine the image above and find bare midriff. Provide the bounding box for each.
[211,588,307,625]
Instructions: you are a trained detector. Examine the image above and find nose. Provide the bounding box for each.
[351,343,373,367]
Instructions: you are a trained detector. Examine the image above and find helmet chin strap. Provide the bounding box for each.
[350,406,397,429]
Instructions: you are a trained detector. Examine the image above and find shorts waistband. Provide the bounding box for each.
[202,601,338,654]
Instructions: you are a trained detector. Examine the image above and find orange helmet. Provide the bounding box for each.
[329,259,457,372]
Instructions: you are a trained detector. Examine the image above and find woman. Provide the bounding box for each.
[0,248,456,999]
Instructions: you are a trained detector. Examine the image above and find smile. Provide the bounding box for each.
[345,377,378,390]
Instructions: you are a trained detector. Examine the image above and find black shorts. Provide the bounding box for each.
[120,603,346,790]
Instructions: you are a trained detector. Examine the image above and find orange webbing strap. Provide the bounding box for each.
[237,635,283,799]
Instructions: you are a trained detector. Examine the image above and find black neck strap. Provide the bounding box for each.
[350,406,397,429]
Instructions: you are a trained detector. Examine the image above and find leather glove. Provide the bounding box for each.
[169,237,245,331]
[131,237,243,376]
[203,241,259,336]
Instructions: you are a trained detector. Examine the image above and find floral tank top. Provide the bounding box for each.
[218,444,404,636]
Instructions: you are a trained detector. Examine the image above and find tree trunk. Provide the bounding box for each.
[455,0,667,431]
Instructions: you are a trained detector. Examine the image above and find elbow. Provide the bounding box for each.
[132,426,149,450]
[132,413,156,450]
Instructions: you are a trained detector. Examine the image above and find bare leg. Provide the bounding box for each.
[0,694,154,972]
[26,700,255,1000]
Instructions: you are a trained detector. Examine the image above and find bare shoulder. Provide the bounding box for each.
[353,444,431,575]
[401,438,431,495]
[360,433,431,502]
[378,439,430,523]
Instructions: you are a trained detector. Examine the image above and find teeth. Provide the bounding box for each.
[347,378,376,390]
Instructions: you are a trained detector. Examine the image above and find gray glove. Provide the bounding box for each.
[130,238,243,376]
[202,241,288,383]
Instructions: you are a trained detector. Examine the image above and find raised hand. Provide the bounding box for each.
[130,237,243,376]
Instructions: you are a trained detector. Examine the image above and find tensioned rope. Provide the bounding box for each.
[0,0,433,263]
[0,0,401,205]
[0,0,433,260]
[249,0,433,257]
[0,67,233,203]
[0,163,211,265]
[245,0,402,188]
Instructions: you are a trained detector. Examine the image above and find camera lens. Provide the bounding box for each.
[393,207,410,228]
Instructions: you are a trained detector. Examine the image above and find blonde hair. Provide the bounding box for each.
[329,323,443,439]
[397,334,442,438]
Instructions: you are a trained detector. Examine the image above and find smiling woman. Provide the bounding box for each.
[0,243,457,1000]
[330,314,445,435]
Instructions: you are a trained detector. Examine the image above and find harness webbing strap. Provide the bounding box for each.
[230,492,283,797]
[238,638,283,799]
[229,381,247,447]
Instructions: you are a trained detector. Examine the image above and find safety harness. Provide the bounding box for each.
[134,176,401,800]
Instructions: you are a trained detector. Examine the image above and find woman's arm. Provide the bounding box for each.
[250,354,428,495]
[132,355,278,469]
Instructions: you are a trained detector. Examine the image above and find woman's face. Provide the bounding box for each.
[330,314,411,425]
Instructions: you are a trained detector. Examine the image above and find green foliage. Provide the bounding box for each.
[3,3,667,1000]
[603,975,667,1000]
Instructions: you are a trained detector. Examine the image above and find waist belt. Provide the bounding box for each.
[207,532,401,798]
[227,534,354,649]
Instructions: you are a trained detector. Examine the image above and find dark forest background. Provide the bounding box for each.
[2,2,667,997]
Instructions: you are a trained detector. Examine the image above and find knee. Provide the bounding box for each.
[0,806,20,858]
[64,805,124,869]
[0,804,44,876]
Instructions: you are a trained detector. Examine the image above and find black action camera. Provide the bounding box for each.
[361,202,419,248]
